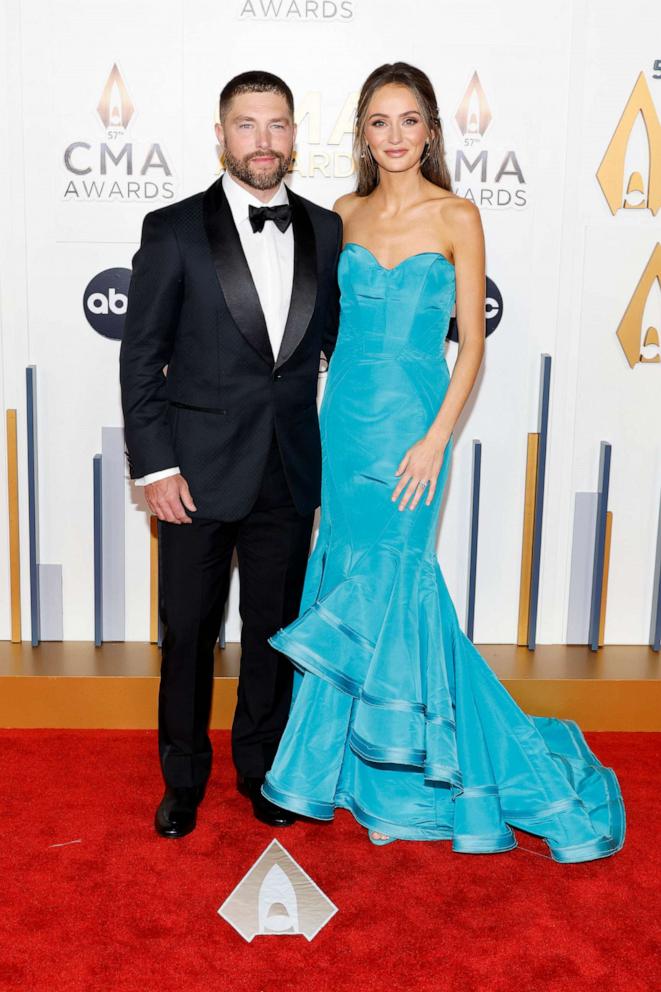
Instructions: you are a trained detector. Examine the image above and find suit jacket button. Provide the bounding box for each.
[274,373,282,380]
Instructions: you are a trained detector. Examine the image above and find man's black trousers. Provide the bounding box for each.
[156,432,314,789]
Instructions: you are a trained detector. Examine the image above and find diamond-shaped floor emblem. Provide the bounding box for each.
[218,839,338,941]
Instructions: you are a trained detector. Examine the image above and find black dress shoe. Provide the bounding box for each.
[238,775,297,827]
[154,784,204,838]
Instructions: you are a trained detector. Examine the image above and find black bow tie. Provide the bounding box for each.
[248,203,293,234]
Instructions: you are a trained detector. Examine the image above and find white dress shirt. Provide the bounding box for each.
[135,170,294,487]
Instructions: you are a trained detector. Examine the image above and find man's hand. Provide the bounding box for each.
[145,473,197,523]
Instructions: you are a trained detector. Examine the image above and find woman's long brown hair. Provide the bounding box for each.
[354,62,452,196]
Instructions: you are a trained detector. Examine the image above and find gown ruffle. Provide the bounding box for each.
[262,244,625,863]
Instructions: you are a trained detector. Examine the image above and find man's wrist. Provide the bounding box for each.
[135,466,181,486]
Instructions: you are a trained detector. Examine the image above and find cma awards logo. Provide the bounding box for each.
[452,71,527,209]
[292,92,357,177]
[616,243,661,367]
[83,268,131,339]
[62,64,176,202]
[596,72,660,215]
[447,275,503,342]
[239,0,354,18]
[218,839,337,942]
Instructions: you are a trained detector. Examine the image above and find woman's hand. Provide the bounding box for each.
[391,432,449,511]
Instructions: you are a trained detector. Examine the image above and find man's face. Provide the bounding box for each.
[216,90,296,191]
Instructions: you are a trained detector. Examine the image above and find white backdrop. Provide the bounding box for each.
[0,0,659,643]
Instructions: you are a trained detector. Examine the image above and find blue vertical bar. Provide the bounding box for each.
[649,491,661,652]
[466,440,482,642]
[589,441,612,651]
[93,454,103,647]
[26,365,40,646]
[527,354,552,650]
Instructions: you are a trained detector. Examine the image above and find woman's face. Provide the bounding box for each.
[363,83,430,176]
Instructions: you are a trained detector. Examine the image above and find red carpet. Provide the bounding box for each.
[2,730,659,992]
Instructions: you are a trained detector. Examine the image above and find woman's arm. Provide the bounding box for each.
[428,198,486,443]
[392,198,486,511]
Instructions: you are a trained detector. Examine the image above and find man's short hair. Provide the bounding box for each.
[219,71,295,122]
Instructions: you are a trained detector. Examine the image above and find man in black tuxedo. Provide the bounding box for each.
[120,71,342,838]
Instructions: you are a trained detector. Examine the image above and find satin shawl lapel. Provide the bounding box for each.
[202,178,274,366]
[275,188,318,370]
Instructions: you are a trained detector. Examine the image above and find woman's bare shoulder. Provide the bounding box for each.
[333,191,362,222]
[433,191,480,224]
[437,196,484,269]
[429,192,482,245]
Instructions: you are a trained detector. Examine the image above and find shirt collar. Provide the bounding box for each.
[222,170,289,227]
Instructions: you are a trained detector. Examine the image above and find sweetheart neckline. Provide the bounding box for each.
[341,241,455,272]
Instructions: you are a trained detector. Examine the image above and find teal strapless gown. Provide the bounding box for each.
[262,242,625,863]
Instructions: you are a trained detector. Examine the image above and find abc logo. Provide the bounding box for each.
[83,267,132,340]
[447,275,503,343]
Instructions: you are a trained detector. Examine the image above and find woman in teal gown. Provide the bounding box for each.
[262,62,625,862]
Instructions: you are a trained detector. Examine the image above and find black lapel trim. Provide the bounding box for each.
[275,188,318,370]
[202,177,274,367]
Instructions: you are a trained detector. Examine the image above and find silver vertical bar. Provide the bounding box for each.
[566,492,598,644]
[101,427,125,641]
[38,564,63,641]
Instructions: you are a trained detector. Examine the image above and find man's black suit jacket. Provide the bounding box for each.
[119,176,342,520]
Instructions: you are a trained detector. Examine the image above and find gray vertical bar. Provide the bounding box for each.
[650,491,661,652]
[566,492,598,644]
[101,427,125,641]
[93,454,103,647]
[466,440,482,642]
[528,354,552,650]
[38,564,63,640]
[26,365,40,646]
[589,441,612,651]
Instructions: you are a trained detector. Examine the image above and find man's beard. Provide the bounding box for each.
[223,146,292,191]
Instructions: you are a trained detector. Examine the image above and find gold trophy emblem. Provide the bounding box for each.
[455,71,493,140]
[616,243,661,366]
[97,63,135,133]
[597,72,661,215]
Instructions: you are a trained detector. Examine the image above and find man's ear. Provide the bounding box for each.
[215,121,224,150]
